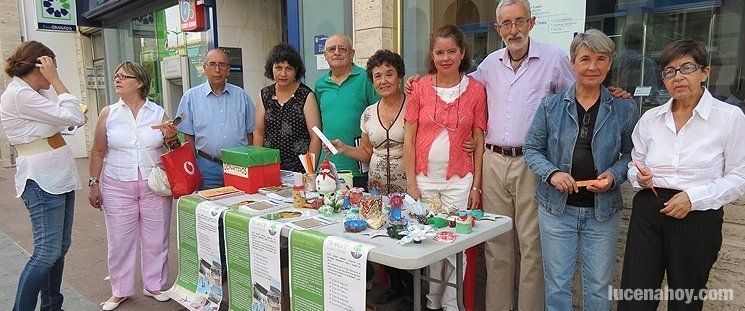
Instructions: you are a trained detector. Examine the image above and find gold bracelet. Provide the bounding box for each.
[471,187,482,194]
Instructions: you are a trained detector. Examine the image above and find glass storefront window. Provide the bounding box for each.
[401,0,745,112]
[402,0,501,76]
[101,4,212,106]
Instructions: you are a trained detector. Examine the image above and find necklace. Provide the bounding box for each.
[508,41,530,62]
[432,73,463,131]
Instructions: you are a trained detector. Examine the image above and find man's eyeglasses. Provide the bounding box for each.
[498,18,529,32]
[325,45,350,53]
[205,62,229,69]
[661,62,703,80]
[112,73,136,81]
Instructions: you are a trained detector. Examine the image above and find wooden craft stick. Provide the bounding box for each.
[576,179,609,188]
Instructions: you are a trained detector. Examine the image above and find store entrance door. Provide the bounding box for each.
[160,56,190,118]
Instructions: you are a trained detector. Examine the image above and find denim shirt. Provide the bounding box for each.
[524,85,639,221]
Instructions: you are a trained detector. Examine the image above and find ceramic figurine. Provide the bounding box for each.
[323,190,345,213]
[359,194,386,229]
[386,193,408,239]
[388,193,404,222]
[397,224,436,245]
[347,187,364,206]
[315,159,337,195]
[455,210,473,234]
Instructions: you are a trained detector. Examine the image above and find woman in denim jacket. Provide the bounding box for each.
[523,29,639,311]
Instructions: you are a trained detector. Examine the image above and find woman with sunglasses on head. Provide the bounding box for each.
[88,62,180,310]
[523,29,639,310]
[1,41,86,311]
[403,24,486,311]
[619,39,745,311]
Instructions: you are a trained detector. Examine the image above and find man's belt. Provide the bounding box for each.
[486,144,523,157]
[197,150,222,163]
[13,133,66,157]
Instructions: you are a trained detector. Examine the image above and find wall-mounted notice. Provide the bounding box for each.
[529,0,586,56]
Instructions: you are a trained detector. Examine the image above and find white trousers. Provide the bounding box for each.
[417,172,472,310]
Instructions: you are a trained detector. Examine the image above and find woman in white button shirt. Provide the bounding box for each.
[1,41,86,311]
[88,62,180,310]
[619,39,745,311]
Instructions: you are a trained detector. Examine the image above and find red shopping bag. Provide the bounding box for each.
[161,141,203,198]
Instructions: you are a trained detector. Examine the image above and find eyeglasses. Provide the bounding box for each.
[579,110,591,139]
[324,45,350,53]
[498,18,529,32]
[661,62,703,80]
[205,62,228,69]
[112,73,136,81]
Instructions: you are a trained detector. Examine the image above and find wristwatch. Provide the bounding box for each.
[88,177,99,187]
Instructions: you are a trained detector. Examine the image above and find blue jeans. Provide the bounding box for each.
[197,155,224,190]
[539,204,620,311]
[14,180,75,311]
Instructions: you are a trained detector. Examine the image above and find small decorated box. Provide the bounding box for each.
[221,146,281,194]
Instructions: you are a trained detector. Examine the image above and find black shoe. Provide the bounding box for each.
[374,289,402,304]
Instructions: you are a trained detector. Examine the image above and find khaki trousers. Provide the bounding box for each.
[482,150,544,311]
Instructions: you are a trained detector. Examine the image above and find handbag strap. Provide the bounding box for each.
[121,103,158,168]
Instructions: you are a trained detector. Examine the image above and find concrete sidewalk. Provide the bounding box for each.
[0,159,184,311]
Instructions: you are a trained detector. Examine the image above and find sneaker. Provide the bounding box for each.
[100,296,127,311]
[143,288,170,302]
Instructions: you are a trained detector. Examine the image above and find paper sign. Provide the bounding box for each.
[312,126,338,155]
[633,86,652,97]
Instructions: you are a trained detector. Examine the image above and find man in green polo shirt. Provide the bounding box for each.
[315,34,380,188]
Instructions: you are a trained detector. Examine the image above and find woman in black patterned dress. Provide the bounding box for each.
[254,43,321,172]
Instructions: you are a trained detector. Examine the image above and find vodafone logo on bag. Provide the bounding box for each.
[184,161,196,175]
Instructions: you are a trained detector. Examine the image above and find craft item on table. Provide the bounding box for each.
[386,193,409,239]
[290,216,334,230]
[197,186,244,200]
[455,210,473,234]
[472,209,485,220]
[221,145,281,193]
[423,196,454,215]
[234,200,279,213]
[344,219,368,233]
[302,173,317,192]
[427,217,449,229]
[433,231,459,243]
[318,205,334,217]
[363,229,389,239]
[347,187,364,206]
[397,224,436,245]
[576,179,609,188]
[359,194,386,229]
[299,152,316,174]
[406,199,428,218]
[315,159,338,195]
[323,190,346,213]
[447,216,457,228]
[293,186,306,208]
[264,210,303,220]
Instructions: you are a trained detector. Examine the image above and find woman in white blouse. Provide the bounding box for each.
[88,62,179,310]
[619,39,745,311]
[1,41,86,311]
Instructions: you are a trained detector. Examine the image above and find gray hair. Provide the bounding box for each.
[325,33,353,49]
[569,29,615,62]
[496,0,531,22]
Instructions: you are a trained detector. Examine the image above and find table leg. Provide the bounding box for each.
[413,268,422,311]
[456,252,464,311]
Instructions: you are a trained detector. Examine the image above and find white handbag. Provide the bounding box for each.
[122,107,172,197]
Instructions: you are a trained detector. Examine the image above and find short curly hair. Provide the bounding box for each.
[366,49,405,82]
[264,43,305,81]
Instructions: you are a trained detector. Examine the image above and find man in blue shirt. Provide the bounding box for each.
[177,48,255,189]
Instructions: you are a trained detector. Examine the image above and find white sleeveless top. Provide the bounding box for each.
[104,99,166,181]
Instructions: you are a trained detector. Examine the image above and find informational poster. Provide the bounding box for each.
[322,236,373,311]
[529,0,586,56]
[249,217,284,311]
[224,209,253,311]
[166,197,228,311]
[289,230,373,311]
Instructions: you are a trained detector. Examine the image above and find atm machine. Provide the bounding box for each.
[160,56,190,118]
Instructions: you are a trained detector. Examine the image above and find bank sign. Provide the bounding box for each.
[36,0,77,32]
[179,0,208,32]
